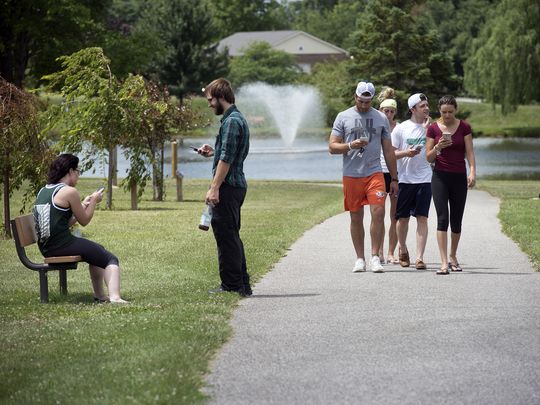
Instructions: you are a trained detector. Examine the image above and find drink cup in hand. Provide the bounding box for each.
[359,129,369,143]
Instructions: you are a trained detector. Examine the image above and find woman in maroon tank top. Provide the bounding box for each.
[426,96,477,275]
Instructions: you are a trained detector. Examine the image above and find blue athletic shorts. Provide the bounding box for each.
[395,183,432,219]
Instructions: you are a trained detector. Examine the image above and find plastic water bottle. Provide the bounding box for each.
[198,204,212,231]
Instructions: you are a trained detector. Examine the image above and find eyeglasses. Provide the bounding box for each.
[74,168,80,174]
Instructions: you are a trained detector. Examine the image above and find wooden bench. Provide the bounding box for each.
[11,214,82,303]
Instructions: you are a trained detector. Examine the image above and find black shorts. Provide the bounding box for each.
[46,237,119,269]
[395,183,432,219]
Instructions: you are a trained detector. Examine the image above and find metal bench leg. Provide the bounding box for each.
[59,270,67,295]
[39,270,49,303]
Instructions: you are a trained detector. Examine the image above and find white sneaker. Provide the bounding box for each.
[352,258,366,272]
[371,255,384,273]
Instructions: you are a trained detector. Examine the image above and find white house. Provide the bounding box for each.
[217,30,349,73]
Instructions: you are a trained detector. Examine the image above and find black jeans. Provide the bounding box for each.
[211,183,251,294]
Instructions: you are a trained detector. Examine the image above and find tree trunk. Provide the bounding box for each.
[130,180,137,210]
[111,146,118,186]
[3,166,12,238]
[106,145,114,209]
[152,144,164,201]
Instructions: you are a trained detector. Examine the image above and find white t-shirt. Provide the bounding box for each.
[391,120,432,184]
[331,106,390,178]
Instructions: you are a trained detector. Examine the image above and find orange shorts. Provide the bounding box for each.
[343,173,387,212]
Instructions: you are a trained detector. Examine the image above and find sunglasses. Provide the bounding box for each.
[382,109,395,114]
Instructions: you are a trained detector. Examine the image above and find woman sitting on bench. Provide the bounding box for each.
[33,153,128,303]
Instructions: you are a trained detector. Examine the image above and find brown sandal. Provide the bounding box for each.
[415,259,426,270]
[399,249,410,267]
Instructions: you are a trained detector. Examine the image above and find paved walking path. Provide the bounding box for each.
[205,190,540,404]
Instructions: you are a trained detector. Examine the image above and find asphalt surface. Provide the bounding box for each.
[204,190,540,405]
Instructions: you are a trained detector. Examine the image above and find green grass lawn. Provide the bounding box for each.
[1,178,537,404]
[477,180,540,270]
[0,179,342,404]
[460,101,540,137]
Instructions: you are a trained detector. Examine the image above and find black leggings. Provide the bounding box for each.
[431,170,468,233]
[46,237,119,269]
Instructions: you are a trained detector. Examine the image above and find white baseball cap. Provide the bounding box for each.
[356,81,375,100]
[407,93,428,109]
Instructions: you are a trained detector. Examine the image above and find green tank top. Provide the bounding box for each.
[33,184,75,255]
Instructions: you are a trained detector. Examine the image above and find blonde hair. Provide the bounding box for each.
[377,87,395,103]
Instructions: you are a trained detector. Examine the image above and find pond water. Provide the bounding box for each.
[82,136,540,181]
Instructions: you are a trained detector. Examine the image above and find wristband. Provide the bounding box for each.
[348,142,352,151]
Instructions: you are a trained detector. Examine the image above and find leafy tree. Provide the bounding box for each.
[422,0,496,77]
[102,0,165,79]
[298,0,341,10]
[346,0,460,119]
[292,0,365,49]
[0,0,109,87]
[42,47,127,209]
[464,0,540,114]
[119,76,201,205]
[139,0,229,99]
[0,78,53,236]
[208,0,290,38]
[43,48,203,209]
[229,42,303,87]
[302,60,353,126]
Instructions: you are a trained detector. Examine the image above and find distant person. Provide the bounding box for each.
[377,87,399,264]
[197,78,252,296]
[426,95,477,275]
[33,154,128,303]
[391,93,433,270]
[329,81,398,273]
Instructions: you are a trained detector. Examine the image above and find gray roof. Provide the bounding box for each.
[218,30,348,56]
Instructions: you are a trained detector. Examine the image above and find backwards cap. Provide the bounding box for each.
[356,81,375,100]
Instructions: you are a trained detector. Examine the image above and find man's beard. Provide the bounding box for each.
[214,103,224,115]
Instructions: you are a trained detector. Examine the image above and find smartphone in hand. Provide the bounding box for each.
[191,147,199,152]
[415,145,423,151]
[96,187,105,193]
[442,132,452,141]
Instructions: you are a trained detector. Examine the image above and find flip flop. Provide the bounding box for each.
[436,267,450,275]
[450,263,462,272]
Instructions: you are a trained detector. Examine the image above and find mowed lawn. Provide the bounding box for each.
[0,179,342,404]
[1,178,537,404]
[477,180,540,271]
